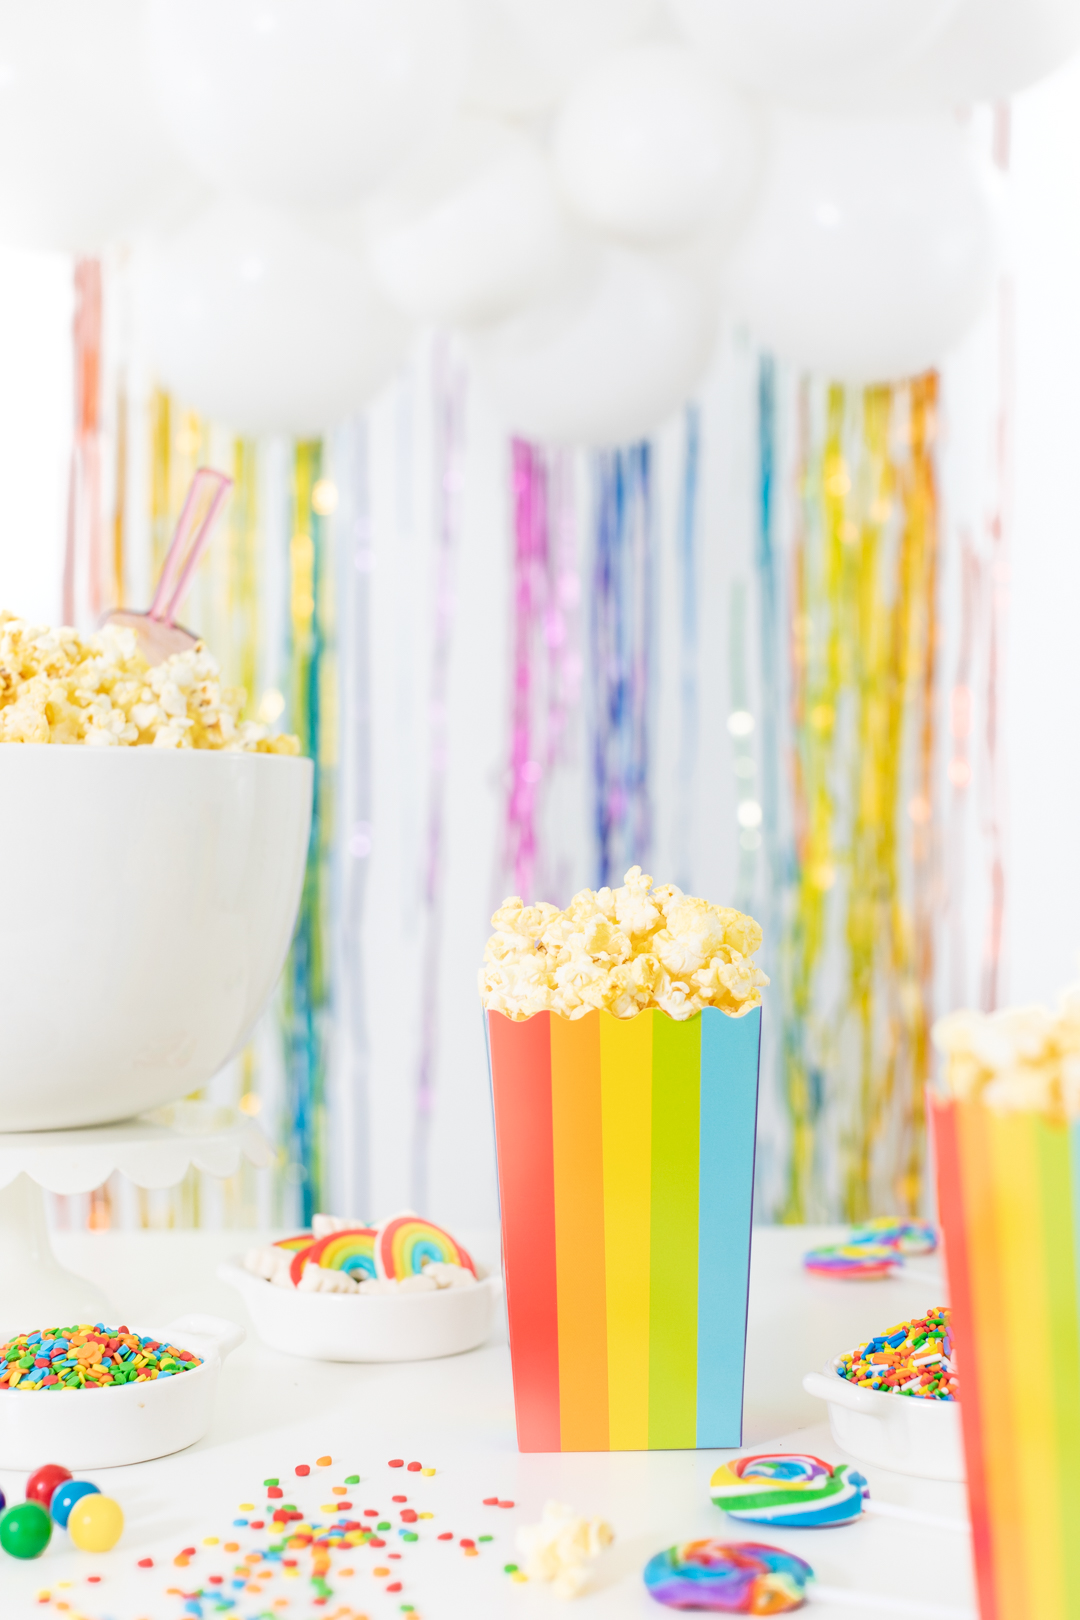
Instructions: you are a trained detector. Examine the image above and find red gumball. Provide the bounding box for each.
[26,1464,72,1508]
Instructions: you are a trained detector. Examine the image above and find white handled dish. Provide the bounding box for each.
[0,1314,243,1470]
[220,1259,501,1362]
[803,1359,964,1481]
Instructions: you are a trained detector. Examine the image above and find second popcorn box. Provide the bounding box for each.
[487,1003,762,1452]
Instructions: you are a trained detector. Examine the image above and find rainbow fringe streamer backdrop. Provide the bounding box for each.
[759,369,940,1222]
[488,1006,761,1452]
[591,444,654,887]
[932,1096,1080,1620]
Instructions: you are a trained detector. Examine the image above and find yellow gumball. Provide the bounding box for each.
[68,1494,123,1553]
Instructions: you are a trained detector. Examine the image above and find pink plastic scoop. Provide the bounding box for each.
[100,467,233,665]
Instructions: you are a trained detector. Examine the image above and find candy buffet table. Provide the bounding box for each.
[0,1227,974,1620]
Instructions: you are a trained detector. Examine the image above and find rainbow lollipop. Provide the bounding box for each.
[802,1242,897,1279]
[288,1227,377,1286]
[375,1214,476,1280]
[710,1454,868,1529]
[643,1540,812,1613]
[853,1217,936,1255]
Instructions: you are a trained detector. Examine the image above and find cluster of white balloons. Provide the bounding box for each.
[2,0,1078,441]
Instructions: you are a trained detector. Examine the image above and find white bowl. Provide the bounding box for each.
[220,1259,502,1362]
[0,748,312,1129]
[803,1359,964,1481]
[0,1314,244,1470]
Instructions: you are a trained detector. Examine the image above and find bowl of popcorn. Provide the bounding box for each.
[0,613,311,1131]
[219,1212,501,1362]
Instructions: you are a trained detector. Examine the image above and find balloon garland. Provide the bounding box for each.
[765,372,940,1222]
[591,443,654,887]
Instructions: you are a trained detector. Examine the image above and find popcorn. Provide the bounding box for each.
[933,989,1080,1118]
[479,867,767,1022]
[515,1501,614,1599]
[0,612,299,753]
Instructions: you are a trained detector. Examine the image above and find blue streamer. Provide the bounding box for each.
[590,443,654,888]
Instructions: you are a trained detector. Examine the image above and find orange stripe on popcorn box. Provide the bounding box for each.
[487,1005,762,1452]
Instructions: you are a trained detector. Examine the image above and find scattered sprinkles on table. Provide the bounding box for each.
[837,1308,957,1400]
[0,1325,201,1390]
[32,1451,518,1620]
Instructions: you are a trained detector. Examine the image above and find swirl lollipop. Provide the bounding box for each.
[643,1539,972,1616]
[854,1217,937,1255]
[710,1454,868,1529]
[289,1227,378,1285]
[802,1241,896,1279]
[643,1540,812,1613]
[375,1214,476,1280]
[804,1218,938,1279]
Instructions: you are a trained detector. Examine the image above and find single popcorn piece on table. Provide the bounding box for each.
[515,1502,614,1599]
[0,612,298,752]
[933,984,1080,1118]
[479,866,767,1022]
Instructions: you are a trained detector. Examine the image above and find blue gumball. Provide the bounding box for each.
[51,1479,99,1528]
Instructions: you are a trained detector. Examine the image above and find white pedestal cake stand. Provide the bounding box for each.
[0,1103,272,1338]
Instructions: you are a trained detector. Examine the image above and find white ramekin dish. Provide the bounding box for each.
[0,1314,244,1470]
[0,748,312,1129]
[803,1359,964,1481]
[220,1259,502,1362]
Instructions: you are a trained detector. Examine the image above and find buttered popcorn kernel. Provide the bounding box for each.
[479,866,767,1022]
[0,612,298,752]
[933,986,1080,1118]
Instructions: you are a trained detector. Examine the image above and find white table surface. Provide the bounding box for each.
[0,1225,975,1620]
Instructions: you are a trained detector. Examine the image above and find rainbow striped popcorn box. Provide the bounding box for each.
[487,1005,762,1452]
[932,1094,1080,1619]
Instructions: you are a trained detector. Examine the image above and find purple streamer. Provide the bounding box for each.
[503,442,581,904]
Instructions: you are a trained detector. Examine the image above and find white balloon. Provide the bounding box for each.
[553,44,762,246]
[469,247,717,445]
[144,0,468,211]
[724,110,997,383]
[366,117,575,326]
[668,0,956,106]
[0,0,197,251]
[881,0,1080,104]
[140,198,412,436]
[463,0,659,115]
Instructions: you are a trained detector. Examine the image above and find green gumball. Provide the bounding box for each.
[0,1499,52,1558]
